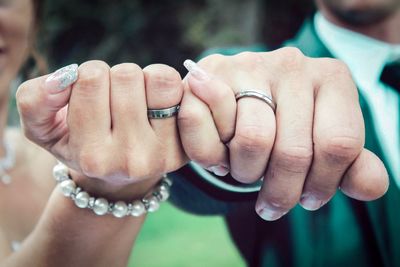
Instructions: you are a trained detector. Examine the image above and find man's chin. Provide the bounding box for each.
[333,8,396,26]
[318,0,400,26]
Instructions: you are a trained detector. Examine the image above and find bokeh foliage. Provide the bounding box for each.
[41,0,262,74]
[40,0,314,72]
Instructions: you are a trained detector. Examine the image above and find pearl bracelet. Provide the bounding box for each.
[52,163,172,218]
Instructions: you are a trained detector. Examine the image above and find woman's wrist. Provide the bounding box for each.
[22,188,146,267]
[53,163,172,218]
[67,168,166,201]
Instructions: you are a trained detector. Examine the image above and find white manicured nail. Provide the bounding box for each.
[183,59,210,81]
[45,64,78,93]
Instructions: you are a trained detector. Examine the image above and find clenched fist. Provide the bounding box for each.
[17,61,187,198]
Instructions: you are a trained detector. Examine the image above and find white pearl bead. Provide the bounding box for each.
[53,163,69,182]
[155,185,170,202]
[131,200,145,217]
[60,180,76,197]
[146,196,160,212]
[75,191,90,208]
[112,201,128,218]
[163,176,173,187]
[93,198,109,215]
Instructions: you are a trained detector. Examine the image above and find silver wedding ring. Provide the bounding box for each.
[235,90,276,112]
[147,105,180,119]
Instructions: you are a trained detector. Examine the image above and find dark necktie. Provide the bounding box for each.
[380,61,400,92]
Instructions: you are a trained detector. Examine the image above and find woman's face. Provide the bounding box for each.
[0,0,34,97]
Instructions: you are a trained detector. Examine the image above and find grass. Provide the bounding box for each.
[128,202,245,267]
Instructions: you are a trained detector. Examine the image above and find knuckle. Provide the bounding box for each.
[317,58,352,81]
[274,145,313,173]
[144,64,181,86]
[232,126,274,154]
[79,149,108,178]
[318,133,363,163]
[235,51,264,64]
[279,46,304,58]
[110,63,142,83]
[144,64,182,100]
[276,47,305,72]
[198,53,226,69]
[78,60,110,89]
[327,59,351,75]
[16,82,34,114]
[233,51,265,72]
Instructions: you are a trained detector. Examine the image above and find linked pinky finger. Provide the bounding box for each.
[184,59,236,143]
[178,87,229,176]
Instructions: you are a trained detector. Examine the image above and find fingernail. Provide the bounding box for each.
[208,165,229,176]
[300,194,324,211]
[257,207,286,221]
[45,64,78,93]
[183,59,210,81]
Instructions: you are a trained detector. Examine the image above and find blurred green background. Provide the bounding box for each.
[129,202,245,267]
[8,0,314,266]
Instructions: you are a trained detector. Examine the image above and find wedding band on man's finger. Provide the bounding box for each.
[235,90,276,113]
[147,104,180,119]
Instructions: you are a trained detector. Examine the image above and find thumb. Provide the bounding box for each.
[340,148,389,201]
[16,64,78,149]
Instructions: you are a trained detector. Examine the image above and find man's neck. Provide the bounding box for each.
[321,9,400,44]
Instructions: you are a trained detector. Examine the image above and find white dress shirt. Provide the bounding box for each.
[314,12,400,187]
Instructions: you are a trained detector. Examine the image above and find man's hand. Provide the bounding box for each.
[17,61,187,199]
[179,48,389,220]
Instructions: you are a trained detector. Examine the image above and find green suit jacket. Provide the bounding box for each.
[170,18,399,267]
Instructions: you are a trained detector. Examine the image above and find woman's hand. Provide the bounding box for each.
[16,61,187,199]
[179,48,389,220]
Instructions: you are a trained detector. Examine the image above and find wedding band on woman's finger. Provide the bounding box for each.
[147,104,180,119]
[235,90,276,113]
